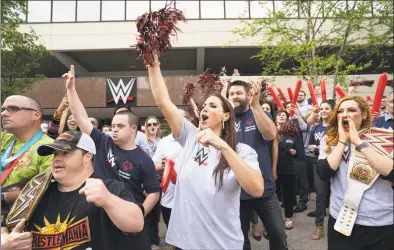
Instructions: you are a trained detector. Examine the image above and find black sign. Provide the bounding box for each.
[106,77,137,107]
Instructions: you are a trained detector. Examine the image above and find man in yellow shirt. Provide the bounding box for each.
[1,95,53,211]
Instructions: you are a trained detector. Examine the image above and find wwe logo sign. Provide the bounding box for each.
[107,77,136,105]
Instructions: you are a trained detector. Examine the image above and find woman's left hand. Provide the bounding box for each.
[196,128,227,150]
[348,118,362,145]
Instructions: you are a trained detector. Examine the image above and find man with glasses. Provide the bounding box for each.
[64,65,160,249]
[1,95,54,215]
[297,90,312,118]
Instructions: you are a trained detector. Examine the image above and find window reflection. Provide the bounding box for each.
[102,1,125,21]
[250,1,273,18]
[201,1,224,19]
[175,0,200,19]
[151,1,169,11]
[225,1,249,19]
[126,1,150,20]
[27,0,51,22]
[77,1,100,21]
[53,0,76,22]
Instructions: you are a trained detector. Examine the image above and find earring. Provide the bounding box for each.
[222,120,225,129]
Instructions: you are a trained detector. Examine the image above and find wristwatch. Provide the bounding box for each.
[355,141,369,151]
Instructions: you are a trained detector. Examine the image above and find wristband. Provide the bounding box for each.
[355,141,369,151]
[338,141,347,146]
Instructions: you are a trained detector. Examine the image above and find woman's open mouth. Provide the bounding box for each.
[201,114,209,122]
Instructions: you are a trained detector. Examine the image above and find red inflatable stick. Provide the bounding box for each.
[320,79,327,101]
[287,88,294,101]
[288,80,302,117]
[335,85,346,98]
[307,81,319,113]
[276,87,287,104]
[268,86,285,110]
[372,73,388,119]
[161,159,175,192]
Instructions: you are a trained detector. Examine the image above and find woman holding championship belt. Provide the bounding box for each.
[316,96,394,250]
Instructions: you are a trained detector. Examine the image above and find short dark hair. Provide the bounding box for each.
[114,110,139,127]
[299,90,306,96]
[228,80,249,93]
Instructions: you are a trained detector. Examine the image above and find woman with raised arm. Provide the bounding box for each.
[316,96,394,250]
[147,53,264,250]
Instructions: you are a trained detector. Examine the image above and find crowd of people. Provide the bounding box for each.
[1,53,393,250]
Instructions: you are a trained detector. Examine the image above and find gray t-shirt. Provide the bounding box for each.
[319,137,393,226]
[165,118,261,249]
[135,131,151,155]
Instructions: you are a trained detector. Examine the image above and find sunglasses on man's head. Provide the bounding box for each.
[147,123,158,127]
[1,106,38,114]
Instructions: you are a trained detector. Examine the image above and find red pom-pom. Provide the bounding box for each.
[279,120,301,138]
[133,1,186,66]
[182,82,196,104]
[197,69,220,91]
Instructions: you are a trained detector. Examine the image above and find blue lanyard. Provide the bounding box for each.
[1,130,44,171]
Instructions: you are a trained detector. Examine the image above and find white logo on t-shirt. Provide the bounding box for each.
[106,148,117,168]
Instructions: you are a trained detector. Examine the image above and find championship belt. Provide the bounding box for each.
[334,128,393,236]
[5,171,53,231]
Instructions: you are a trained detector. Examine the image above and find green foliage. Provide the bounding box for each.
[1,1,49,101]
[231,0,393,94]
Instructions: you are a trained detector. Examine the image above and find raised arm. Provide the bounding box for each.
[147,54,183,138]
[249,82,277,140]
[63,65,93,135]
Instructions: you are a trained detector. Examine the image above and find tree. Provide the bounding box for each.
[1,1,49,101]
[232,0,393,97]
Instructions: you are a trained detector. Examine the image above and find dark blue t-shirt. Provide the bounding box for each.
[372,114,393,130]
[236,109,275,199]
[309,123,328,157]
[90,128,161,203]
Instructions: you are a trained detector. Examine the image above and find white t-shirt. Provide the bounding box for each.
[166,118,261,250]
[152,134,183,208]
[135,131,151,155]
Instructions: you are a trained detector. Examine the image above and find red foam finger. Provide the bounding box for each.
[372,73,388,119]
[320,79,327,101]
[335,85,346,98]
[287,88,294,102]
[277,87,287,104]
[171,169,177,184]
[289,80,302,117]
[268,86,285,110]
[161,160,174,192]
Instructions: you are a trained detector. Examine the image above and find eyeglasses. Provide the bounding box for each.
[1,106,38,114]
[147,123,158,127]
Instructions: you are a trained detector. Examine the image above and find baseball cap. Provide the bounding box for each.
[37,131,96,156]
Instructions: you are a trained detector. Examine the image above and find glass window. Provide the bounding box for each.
[27,0,51,22]
[250,1,273,18]
[225,1,249,19]
[102,1,125,21]
[52,0,76,22]
[151,1,169,11]
[373,0,392,16]
[175,0,199,19]
[201,1,224,19]
[77,1,100,21]
[126,1,150,20]
[274,1,299,17]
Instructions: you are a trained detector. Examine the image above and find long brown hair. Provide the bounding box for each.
[211,94,237,190]
[325,96,371,153]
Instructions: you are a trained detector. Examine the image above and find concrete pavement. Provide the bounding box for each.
[158,194,328,250]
